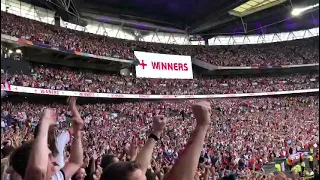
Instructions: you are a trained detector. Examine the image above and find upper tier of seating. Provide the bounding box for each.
[1,12,319,66]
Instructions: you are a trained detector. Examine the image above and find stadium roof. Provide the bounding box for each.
[23,0,319,37]
[229,0,287,17]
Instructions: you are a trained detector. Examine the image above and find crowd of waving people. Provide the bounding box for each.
[1,11,319,66]
[1,64,319,95]
[1,95,319,180]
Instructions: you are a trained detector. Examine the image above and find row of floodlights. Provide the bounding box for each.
[8,49,22,54]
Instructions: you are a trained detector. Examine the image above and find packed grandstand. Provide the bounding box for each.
[1,12,319,66]
[1,0,320,180]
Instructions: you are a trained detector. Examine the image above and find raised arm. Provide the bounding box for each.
[67,96,81,119]
[25,109,57,180]
[203,166,210,180]
[89,150,98,174]
[128,137,138,161]
[134,115,167,174]
[12,130,21,148]
[165,101,211,180]
[60,97,84,180]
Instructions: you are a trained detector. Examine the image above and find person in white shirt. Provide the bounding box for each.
[56,130,72,169]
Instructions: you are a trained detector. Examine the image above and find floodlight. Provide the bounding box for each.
[292,3,319,16]
[292,8,303,16]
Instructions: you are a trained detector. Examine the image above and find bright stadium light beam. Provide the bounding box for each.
[292,8,303,16]
[292,3,319,16]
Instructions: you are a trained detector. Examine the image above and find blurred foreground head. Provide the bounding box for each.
[1,145,14,158]
[9,140,58,179]
[9,141,33,178]
[100,161,146,180]
[100,154,119,170]
[273,172,286,180]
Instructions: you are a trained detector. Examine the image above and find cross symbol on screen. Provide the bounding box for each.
[139,60,147,69]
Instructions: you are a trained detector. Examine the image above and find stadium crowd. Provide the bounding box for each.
[1,12,319,66]
[1,64,319,95]
[1,96,319,180]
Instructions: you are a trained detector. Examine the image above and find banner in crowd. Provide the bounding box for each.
[1,84,318,99]
[134,51,193,79]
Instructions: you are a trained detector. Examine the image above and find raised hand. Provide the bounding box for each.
[92,150,98,160]
[209,166,215,175]
[42,108,57,125]
[152,115,168,137]
[128,137,138,160]
[191,101,212,127]
[68,97,82,118]
[203,165,211,179]
[154,162,161,172]
[67,96,77,110]
[73,117,84,132]
[67,96,83,130]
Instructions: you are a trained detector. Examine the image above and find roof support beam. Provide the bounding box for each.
[240,17,247,33]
